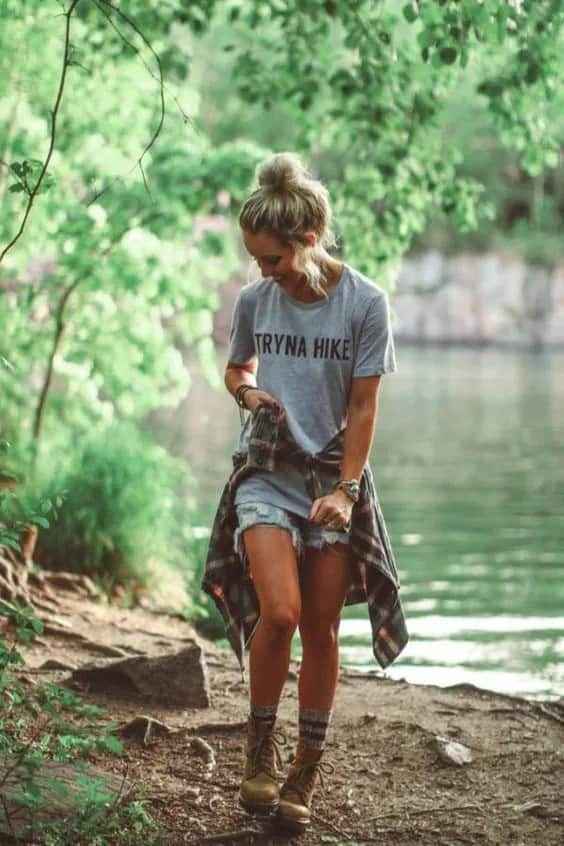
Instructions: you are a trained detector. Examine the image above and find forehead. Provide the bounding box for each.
[242,229,288,257]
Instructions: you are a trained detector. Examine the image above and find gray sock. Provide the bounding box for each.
[250,702,278,735]
[299,707,333,750]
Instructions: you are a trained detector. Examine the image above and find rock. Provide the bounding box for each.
[513,800,552,818]
[393,251,564,349]
[190,736,216,771]
[0,753,127,839]
[71,644,210,707]
[434,735,473,766]
[39,658,77,671]
[117,715,173,746]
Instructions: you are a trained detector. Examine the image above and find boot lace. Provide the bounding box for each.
[281,759,335,805]
[249,729,285,779]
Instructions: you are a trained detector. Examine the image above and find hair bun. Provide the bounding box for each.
[257,152,309,193]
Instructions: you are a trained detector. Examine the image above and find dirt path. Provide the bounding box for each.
[15,590,564,846]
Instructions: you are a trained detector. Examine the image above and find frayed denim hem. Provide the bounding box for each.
[233,502,304,570]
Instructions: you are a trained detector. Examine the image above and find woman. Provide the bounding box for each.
[202,153,408,833]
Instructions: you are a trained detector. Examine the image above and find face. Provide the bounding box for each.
[242,229,314,284]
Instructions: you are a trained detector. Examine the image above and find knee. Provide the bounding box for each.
[261,604,300,640]
[301,618,340,652]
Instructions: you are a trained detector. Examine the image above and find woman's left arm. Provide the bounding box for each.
[309,375,382,526]
[340,374,382,480]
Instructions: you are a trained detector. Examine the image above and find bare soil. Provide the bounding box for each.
[12,588,564,846]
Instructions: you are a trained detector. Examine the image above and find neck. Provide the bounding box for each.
[281,259,344,303]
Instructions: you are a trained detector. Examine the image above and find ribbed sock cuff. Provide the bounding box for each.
[299,706,333,750]
[250,702,278,735]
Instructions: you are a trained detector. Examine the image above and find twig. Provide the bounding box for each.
[199,829,261,844]
[88,0,166,203]
[32,276,81,441]
[0,0,81,265]
[93,0,192,129]
[366,802,481,823]
[0,791,17,840]
[30,209,162,444]
[186,720,247,734]
[311,811,353,840]
[535,702,564,725]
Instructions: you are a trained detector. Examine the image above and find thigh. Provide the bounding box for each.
[299,540,353,628]
[236,503,302,617]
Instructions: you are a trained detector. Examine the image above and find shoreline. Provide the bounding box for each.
[12,589,563,845]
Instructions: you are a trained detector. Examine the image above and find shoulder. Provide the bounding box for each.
[236,276,274,304]
[345,265,390,316]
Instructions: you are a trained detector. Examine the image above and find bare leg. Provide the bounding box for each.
[243,525,302,706]
[298,541,352,710]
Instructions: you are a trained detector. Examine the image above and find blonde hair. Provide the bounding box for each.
[239,153,337,297]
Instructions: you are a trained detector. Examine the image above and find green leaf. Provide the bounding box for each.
[101,734,123,755]
[8,183,25,193]
[402,3,418,24]
[31,618,44,635]
[439,47,458,64]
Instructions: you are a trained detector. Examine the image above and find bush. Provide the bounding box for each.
[183,527,225,639]
[0,600,159,844]
[33,423,191,594]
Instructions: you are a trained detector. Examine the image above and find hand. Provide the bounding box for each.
[245,389,286,423]
[309,489,353,530]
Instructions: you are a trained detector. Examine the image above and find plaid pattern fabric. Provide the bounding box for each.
[202,404,408,678]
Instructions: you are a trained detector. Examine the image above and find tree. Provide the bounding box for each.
[0,1,265,450]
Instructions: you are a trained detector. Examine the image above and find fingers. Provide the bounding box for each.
[249,391,285,422]
[309,496,351,529]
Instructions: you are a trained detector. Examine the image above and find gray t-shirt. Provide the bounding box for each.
[228,264,397,517]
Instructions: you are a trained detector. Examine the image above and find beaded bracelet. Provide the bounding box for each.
[235,384,259,423]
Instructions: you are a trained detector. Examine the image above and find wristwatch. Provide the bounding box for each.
[334,478,360,503]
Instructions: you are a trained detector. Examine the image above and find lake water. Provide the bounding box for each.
[158,346,564,702]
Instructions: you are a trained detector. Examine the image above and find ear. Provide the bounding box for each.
[302,231,318,248]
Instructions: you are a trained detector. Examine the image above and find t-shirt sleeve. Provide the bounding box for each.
[227,291,255,365]
[352,293,397,377]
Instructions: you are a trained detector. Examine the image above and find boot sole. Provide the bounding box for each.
[275,809,310,833]
[238,794,279,816]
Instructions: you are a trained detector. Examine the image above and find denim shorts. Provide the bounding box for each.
[234,501,350,568]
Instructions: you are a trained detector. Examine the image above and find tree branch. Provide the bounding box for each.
[31,209,164,443]
[88,0,167,204]
[0,0,82,267]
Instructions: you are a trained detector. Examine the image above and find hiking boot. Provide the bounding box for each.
[238,716,285,815]
[276,742,334,832]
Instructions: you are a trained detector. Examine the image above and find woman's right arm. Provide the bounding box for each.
[226,292,284,419]
[224,359,285,420]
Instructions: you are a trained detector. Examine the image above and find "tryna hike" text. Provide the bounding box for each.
[254,332,352,360]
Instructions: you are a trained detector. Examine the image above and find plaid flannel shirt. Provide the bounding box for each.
[202,404,408,678]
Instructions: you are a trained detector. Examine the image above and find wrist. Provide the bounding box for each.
[333,488,354,507]
[235,384,258,409]
[334,478,360,503]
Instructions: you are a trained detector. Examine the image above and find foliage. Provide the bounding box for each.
[1,0,563,618]
[0,600,158,844]
[0,488,56,553]
[208,0,564,270]
[33,422,193,593]
[183,527,224,638]
[0,1,267,449]
[1,1,563,442]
